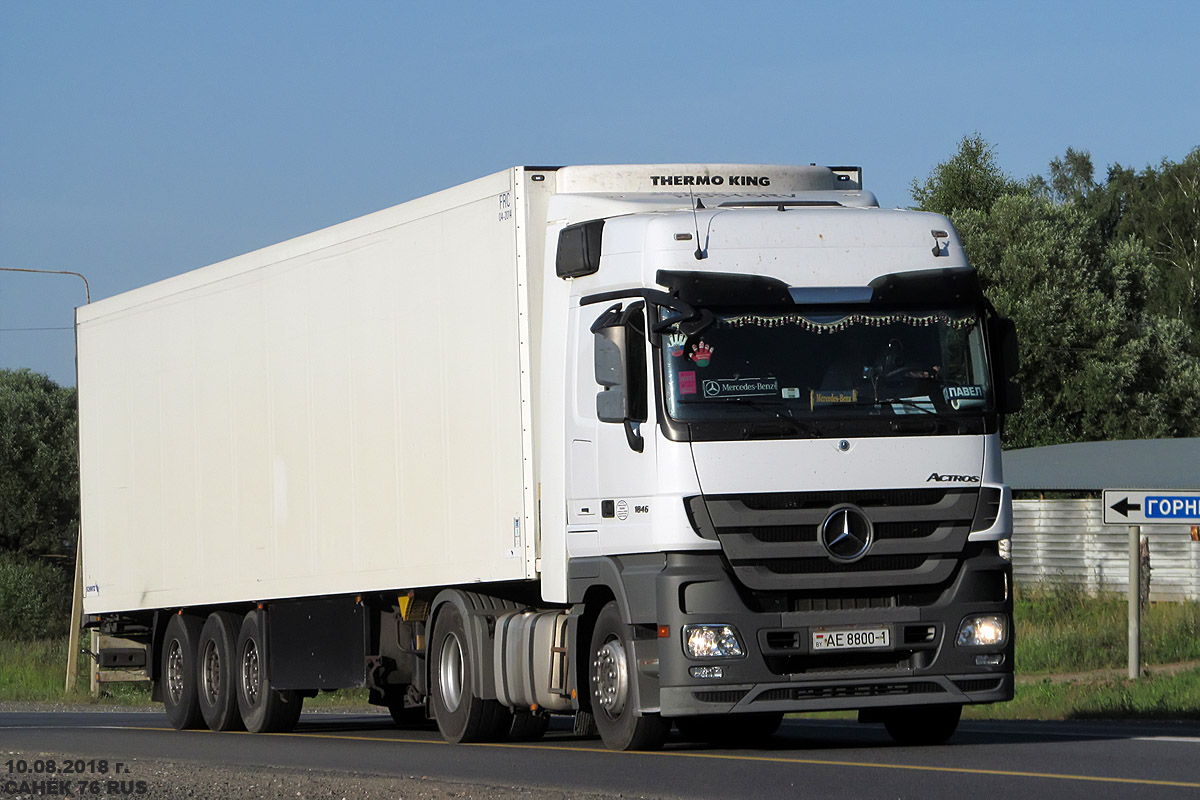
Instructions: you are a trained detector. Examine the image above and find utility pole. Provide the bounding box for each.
[0,266,91,692]
[1128,524,1141,680]
[0,267,90,304]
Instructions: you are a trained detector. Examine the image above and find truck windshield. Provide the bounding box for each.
[660,306,993,438]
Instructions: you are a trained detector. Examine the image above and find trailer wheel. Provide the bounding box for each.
[589,601,669,751]
[883,704,961,746]
[675,712,783,744]
[197,612,245,732]
[162,613,205,730]
[429,604,510,743]
[507,710,550,741]
[235,611,303,733]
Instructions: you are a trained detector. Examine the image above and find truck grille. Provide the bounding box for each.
[748,521,940,543]
[687,488,978,592]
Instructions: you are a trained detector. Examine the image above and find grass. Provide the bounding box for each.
[1014,582,1200,674]
[964,669,1200,721]
[0,637,87,702]
[0,637,152,705]
[3,585,1199,719]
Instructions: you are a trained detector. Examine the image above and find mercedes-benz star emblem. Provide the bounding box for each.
[820,505,873,562]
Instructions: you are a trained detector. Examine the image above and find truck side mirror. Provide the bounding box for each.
[988,317,1023,414]
[592,303,647,451]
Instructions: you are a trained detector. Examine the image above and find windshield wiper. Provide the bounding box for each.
[874,397,937,415]
[710,397,820,437]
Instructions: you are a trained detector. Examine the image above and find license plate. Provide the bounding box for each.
[811,626,892,652]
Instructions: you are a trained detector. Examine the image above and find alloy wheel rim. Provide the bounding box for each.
[201,640,221,705]
[592,638,628,718]
[166,640,185,705]
[438,632,464,713]
[241,639,260,707]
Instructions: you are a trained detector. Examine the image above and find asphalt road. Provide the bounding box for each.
[2,710,1199,799]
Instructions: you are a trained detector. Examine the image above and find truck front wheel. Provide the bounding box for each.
[588,601,669,751]
[882,703,962,746]
[162,613,204,730]
[429,604,511,743]
[234,611,303,733]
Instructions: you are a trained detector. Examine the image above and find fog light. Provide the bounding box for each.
[975,654,1004,666]
[690,665,725,679]
[956,615,1007,647]
[683,625,745,658]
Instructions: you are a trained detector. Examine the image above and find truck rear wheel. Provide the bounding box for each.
[162,613,204,730]
[429,604,511,743]
[234,611,303,733]
[508,710,550,741]
[589,601,669,751]
[675,712,784,744]
[883,704,961,746]
[197,611,244,732]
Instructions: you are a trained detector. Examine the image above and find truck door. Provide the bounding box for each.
[565,303,657,558]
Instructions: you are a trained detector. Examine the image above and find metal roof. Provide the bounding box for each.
[1003,438,1200,491]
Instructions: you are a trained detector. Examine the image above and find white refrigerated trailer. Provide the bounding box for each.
[77,164,1021,749]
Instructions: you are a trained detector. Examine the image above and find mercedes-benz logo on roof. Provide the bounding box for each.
[820,505,873,562]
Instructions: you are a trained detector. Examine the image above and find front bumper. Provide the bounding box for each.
[651,548,1013,717]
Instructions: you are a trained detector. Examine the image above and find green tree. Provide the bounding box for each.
[913,138,1200,448]
[1102,150,1200,330]
[1043,146,1097,205]
[911,133,1028,217]
[0,369,79,557]
[0,550,71,639]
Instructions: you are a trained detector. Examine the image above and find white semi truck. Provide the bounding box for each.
[77,164,1021,750]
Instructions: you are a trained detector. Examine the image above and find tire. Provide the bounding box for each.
[429,604,511,743]
[675,712,783,744]
[234,611,303,733]
[388,697,429,728]
[508,710,550,742]
[197,612,245,732]
[588,601,669,751]
[161,613,205,730]
[277,686,304,730]
[883,704,962,746]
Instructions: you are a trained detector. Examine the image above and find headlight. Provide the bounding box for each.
[683,625,745,658]
[956,615,1007,647]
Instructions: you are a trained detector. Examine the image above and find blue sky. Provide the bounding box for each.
[3,1,1198,385]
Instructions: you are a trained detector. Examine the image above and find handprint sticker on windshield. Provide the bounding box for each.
[667,333,688,358]
[689,341,714,367]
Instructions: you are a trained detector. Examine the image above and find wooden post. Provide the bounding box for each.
[90,629,99,697]
[65,540,83,693]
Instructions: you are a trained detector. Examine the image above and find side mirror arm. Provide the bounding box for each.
[624,421,644,453]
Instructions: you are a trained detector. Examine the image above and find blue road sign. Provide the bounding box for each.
[1104,490,1200,525]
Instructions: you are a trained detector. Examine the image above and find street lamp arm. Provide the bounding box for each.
[0,267,91,304]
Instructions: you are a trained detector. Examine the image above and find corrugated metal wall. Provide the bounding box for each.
[1013,499,1200,601]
